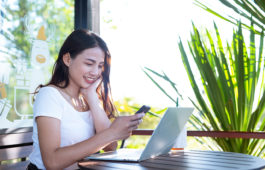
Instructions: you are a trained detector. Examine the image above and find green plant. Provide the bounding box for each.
[142,68,183,107]
[194,0,265,32]
[145,21,265,157]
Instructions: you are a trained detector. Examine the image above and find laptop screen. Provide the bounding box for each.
[139,107,194,161]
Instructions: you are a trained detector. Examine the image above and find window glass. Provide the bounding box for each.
[0,0,74,130]
[100,0,234,149]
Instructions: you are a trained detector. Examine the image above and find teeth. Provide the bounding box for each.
[85,77,95,81]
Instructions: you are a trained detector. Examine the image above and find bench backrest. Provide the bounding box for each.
[0,131,33,170]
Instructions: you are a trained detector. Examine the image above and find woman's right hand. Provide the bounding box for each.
[109,113,145,141]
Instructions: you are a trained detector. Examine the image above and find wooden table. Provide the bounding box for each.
[78,150,265,170]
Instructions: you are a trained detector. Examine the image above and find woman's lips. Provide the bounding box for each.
[84,76,96,84]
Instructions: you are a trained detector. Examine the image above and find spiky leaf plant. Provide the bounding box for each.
[144,22,265,157]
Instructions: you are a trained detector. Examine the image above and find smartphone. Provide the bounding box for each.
[135,105,151,114]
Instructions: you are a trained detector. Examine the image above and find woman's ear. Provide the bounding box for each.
[62,53,71,67]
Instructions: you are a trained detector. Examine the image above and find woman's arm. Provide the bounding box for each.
[37,113,144,170]
[80,79,118,151]
[37,116,113,170]
[86,97,117,151]
[80,78,111,133]
[86,96,112,133]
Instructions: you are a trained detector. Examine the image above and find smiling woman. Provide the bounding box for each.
[61,47,105,112]
[27,29,145,170]
[64,47,105,90]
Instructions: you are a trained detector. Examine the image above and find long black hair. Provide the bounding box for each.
[37,29,116,118]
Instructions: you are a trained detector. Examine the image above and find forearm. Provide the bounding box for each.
[42,129,115,170]
[88,99,111,133]
[89,101,117,151]
[103,141,118,151]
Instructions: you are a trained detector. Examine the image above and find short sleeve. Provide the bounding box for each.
[33,87,63,120]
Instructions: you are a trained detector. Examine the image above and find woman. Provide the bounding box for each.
[28,29,144,170]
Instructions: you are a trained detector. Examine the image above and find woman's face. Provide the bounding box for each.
[67,47,105,89]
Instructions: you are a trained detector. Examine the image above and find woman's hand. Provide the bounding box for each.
[109,113,145,141]
[80,77,102,104]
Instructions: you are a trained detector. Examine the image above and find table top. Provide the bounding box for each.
[78,150,265,170]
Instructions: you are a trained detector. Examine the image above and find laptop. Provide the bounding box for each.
[85,107,194,162]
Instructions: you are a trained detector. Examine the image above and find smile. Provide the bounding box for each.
[84,76,97,83]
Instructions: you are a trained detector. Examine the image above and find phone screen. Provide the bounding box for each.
[135,105,150,114]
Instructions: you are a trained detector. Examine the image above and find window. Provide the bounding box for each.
[0,0,74,131]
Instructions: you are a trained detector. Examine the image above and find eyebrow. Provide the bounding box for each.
[85,58,96,63]
[85,58,104,64]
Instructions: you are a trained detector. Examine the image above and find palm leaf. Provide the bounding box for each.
[194,0,265,33]
[144,17,265,156]
[142,69,177,105]
[144,67,184,100]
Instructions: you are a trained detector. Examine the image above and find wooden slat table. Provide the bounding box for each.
[78,150,265,170]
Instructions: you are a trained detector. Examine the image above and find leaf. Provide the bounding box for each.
[194,0,264,33]
[142,69,177,105]
[177,21,265,156]
[144,67,184,100]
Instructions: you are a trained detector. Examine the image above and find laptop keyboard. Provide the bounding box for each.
[115,149,143,158]
[93,148,143,160]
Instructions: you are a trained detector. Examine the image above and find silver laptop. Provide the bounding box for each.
[85,107,194,162]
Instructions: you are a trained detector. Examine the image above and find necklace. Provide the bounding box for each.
[61,89,88,112]
[72,94,88,111]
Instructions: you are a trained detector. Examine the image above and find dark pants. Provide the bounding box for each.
[27,163,40,170]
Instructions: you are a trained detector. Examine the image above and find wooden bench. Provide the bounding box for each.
[0,128,33,170]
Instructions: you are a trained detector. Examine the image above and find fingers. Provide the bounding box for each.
[125,116,143,133]
[111,115,144,141]
[130,113,145,121]
[130,118,142,127]
[129,125,139,131]
[113,114,144,131]
[94,76,102,85]
[80,76,102,92]
[125,114,144,126]
[91,76,102,88]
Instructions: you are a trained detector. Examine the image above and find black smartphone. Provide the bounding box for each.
[135,105,151,114]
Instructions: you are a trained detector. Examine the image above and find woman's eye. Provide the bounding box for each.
[85,63,93,66]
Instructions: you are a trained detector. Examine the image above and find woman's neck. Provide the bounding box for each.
[63,82,80,99]
[57,82,89,112]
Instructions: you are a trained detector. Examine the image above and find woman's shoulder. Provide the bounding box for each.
[33,85,64,119]
[34,85,65,108]
[39,85,60,93]
[36,85,62,99]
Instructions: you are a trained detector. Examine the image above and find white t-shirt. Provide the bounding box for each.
[29,86,95,169]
